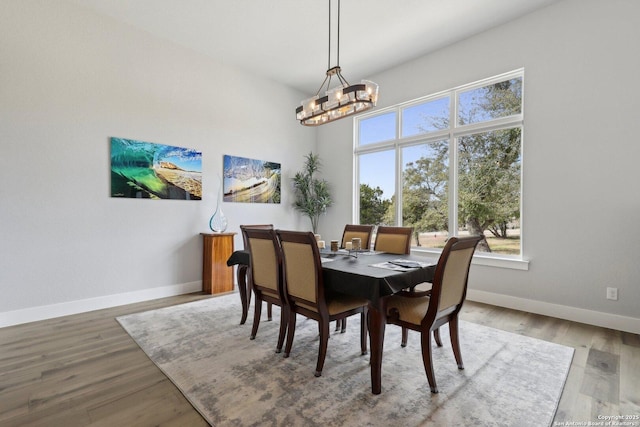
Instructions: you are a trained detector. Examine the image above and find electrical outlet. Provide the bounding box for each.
[606,287,618,301]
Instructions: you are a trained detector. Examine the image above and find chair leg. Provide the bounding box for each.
[238,265,249,325]
[401,327,408,347]
[267,302,273,321]
[421,330,438,393]
[360,311,368,355]
[341,317,347,333]
[276,306,288,353]
[334,319,341,332]
[250,296,263,340]
[433,327,443,347]
[315,320,330,377]
[284,312,297,358]
[449,317,464,370]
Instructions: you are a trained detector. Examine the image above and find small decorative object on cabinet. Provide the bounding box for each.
[201,232,236,294]
[209,176,228,232]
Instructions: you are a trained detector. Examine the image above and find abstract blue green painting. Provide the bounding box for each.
[110,137,202,200]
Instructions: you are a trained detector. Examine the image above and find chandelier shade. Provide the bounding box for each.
[296,0,379,126]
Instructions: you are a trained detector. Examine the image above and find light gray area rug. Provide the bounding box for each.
[117,294,574,427]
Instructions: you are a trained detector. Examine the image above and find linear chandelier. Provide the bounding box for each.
[296,0,379,126]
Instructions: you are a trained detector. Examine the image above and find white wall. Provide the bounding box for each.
[2,0,638,333]
[0,0,313,326]
[317,0,640,333]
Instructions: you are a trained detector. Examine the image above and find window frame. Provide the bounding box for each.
[354,69,528,270]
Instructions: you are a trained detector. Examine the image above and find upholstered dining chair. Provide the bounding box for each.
[372,226,415,343]
[384,235,482,393]
[240,226,288,353]
[335,224,374,333]
[276,229,369,377]
[241,224,274,321]
[373,226,413,254]
[340,224,374,250]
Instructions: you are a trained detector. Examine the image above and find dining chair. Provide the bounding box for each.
[373,225,413,254]
[335,224,374,333]
[384,235,482,393]
[340,224,374,250]
[240,226,288,353]
[241,224,274,321]
[276,229,369,377]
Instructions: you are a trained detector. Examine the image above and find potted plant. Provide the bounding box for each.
[292,152,332,234]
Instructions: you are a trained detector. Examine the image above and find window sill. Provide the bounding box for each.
[412,248,529,271]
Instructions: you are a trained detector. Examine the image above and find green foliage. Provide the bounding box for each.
[402,151,449,245]
[402,78,522,252]
[359,184,391,225]
[292,152,332,233]
[458,128,521,240]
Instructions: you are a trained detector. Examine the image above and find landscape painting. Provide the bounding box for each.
[110,137,202,200]
[223,155,281,203]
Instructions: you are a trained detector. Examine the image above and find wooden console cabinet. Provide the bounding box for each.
[201,232,236,294]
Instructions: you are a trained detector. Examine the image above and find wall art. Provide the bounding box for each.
[110,137,202,200]
[223,154,281,203]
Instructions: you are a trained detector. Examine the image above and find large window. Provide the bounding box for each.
[356,70,523,257]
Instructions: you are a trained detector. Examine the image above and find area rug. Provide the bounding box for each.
[117,294,574,427]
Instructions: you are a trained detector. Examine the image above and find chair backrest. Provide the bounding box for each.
[240,224,273,248]
[276,230,325,309]
[341,224,374,250]
[373,226,413,254]
[240,226,281,295]
[429,235,483,317]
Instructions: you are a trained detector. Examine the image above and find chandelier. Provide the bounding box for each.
[296,0,379,126]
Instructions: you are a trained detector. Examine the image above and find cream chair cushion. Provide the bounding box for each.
[386,295,430,325]
[249,237,278,292]
[296,295,369,315]
[375,233,410,254]
[439,247,475,311]
[281,241,317,303]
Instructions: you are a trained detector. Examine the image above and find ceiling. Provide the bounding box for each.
[66,0,559,93]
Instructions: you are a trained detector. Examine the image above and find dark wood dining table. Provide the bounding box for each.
[227,248,437,394]
[320,250,437,394]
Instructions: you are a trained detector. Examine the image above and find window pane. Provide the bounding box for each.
[359,112,396,145]
[401,97,450,137]
[457,128,521,255]
[457,77,522,126]
[402,142,449,249]
[359,150,395,225]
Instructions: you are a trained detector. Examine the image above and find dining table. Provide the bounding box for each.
[320,250,437,394]
[227,248,438,394]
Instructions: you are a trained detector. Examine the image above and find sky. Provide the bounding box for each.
[358,96,449,199]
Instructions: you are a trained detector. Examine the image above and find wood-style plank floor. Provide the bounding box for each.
[1,292,638,426]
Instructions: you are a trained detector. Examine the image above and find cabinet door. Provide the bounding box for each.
[202,233,235,294]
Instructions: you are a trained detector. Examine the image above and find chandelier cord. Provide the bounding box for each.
[337,0,340,68]
[329,0,341,68]
[328,0,331,71]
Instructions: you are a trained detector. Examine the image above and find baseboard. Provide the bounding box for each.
[466,288,640,335]
[4,284,638,334]
[0,281,203,328]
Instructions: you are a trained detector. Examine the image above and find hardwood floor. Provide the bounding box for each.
[1,293,638,426]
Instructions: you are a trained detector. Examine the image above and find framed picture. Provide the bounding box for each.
[111,137,202,200]
[223,154,281,203]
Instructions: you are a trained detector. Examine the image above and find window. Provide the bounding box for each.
[359,112,396,145]
[358,150,396,225]
[355,70,524,258]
